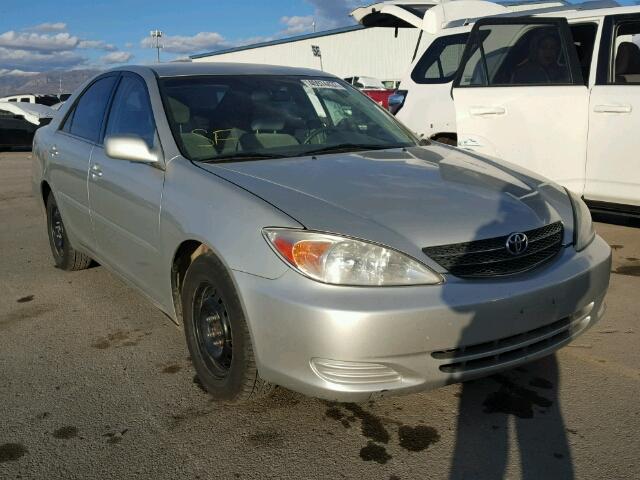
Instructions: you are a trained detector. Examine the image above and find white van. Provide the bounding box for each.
[352,0,640,214]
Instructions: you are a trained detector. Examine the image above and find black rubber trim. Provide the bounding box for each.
[585,199,640,217]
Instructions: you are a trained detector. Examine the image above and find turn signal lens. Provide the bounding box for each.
[263,228,443,286]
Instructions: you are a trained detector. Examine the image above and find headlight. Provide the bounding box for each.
[567,190,595,251]
[263,228,443,286]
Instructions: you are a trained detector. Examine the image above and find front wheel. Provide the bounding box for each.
[46,192,92,271]
[181,252,273,402]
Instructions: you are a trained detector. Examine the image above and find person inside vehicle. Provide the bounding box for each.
[511,30,570,84]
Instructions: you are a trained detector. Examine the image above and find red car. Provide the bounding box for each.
[344,76,394,110]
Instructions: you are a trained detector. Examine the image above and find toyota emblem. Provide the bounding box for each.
[506,232,528,255]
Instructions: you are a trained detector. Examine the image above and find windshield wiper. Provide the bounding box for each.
[201,152,289,164]
[301,143,408,156]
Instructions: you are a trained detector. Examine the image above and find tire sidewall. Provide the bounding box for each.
[45,193,69,268]
[182,253,251,401]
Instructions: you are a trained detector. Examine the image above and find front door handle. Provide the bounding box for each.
[469,106,506,116]
[90,164,103,179]
[593,104,632,114]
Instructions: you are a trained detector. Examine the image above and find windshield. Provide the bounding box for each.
[159,75,417,162]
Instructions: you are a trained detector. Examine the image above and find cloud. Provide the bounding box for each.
[25,22,67,33]
[305,0,358,29]
[0,24,126,71]
[78,40,117,51]
[0,46,87,69]
[141,31,227,54]
[136,2,355,58]
[101,51,133,64]
[0,31,79,52]
[280,16,315,36]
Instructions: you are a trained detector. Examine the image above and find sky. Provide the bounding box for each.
[0,0,360,74]
[0,0,635,75]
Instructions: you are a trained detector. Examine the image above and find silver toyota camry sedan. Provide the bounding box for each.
[32,63,611,403]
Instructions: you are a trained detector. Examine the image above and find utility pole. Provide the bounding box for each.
[150,30,163,63]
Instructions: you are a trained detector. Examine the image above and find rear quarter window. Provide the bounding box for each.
[412,33,469,84]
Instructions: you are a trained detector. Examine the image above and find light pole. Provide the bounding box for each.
[150,29,163,63]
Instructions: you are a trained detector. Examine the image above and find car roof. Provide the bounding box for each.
[118,62,332,79]
[442,2,640,31]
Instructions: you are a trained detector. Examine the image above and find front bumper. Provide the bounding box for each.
[234,235,611,402]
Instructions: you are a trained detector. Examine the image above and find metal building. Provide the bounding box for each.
[190,25,422,86]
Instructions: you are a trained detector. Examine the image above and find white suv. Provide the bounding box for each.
[353,0,640,214]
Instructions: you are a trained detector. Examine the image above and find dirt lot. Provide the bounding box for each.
[1,151,638,480]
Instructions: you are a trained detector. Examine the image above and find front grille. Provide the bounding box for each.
[432,302,594,374]
[422,222,563,278]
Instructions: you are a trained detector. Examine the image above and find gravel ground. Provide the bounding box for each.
[1,151,638,480]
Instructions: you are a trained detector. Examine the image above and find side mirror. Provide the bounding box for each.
[104,135,159,164]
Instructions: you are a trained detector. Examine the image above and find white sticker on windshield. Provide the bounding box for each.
[301,79,346,90]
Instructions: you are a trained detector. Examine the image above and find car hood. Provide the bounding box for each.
[198,144,575,269]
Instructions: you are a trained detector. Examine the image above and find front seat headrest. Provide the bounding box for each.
[251,118,285,132]
[250,90,270,103]
[616,42,640,76]
[168,97,190,124]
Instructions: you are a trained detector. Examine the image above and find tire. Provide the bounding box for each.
[46,192,92,271]
[181,252,273,402]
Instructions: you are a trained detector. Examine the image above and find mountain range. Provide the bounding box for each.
[0,70,101,97]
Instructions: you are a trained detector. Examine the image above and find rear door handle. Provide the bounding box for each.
[90,164,103,179]
[593,104,632,114]
[469,106,506,116]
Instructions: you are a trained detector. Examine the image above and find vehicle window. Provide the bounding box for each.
[412,33,469,84]
[20,98,30,103]
[159,75,417,162]
[612,21,640,84]
[459,23,579,87]
[105,75,156,147]
[64,76,118,143]
[570,23,598,82]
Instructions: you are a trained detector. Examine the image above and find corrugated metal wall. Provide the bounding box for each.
[192,27,423,82]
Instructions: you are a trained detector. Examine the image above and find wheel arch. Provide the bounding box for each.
[429,132,458,146]
[41,180,52,206]
[170,239,242,326]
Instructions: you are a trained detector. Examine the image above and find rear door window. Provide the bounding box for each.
[456,19,583,87]
[412,33,469,84]
[612,20,640,84]
[64,75,118,143]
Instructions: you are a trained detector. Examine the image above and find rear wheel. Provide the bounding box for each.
[182,252,273,402]
[46,192,92,271]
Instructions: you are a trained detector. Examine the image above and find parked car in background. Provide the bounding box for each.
[353,0,640,216]
[344,75,395,109]
[0,93,70,106]
[0,101,55,150]
[32,63,610,403]
[352,0,568,142]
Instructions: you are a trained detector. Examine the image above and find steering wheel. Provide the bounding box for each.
[302,126,335,145]
[191,129,210,138]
